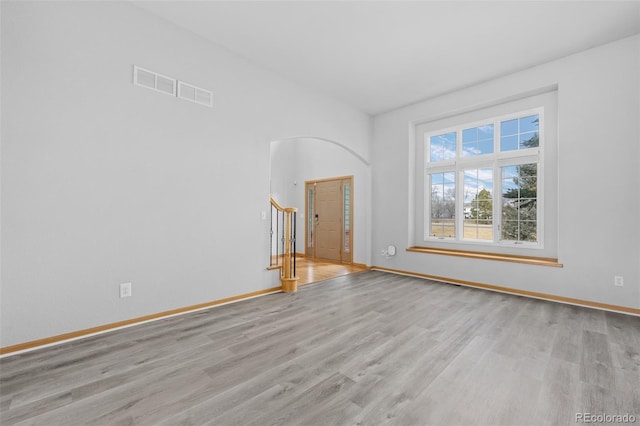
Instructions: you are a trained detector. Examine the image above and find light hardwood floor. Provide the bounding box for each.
[1,271,639,425]
[295,257,368,286]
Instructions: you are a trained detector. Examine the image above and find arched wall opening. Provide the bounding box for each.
[269,137,371,266]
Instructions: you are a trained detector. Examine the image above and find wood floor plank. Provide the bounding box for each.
[152,316,387,425]
[537,356,580,426]
[580,330,615,390]
[245,372,356,426]
[350,331,493,424]
[2,270,639,425]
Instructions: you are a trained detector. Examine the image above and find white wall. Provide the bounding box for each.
[372,35,640,310]
[269,140,298,208]
[0,1,371,347]
[270,138,371,265]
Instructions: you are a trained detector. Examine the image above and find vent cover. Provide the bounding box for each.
[178,81,213,108]
[133,66,176,96]
[133,65,212,108]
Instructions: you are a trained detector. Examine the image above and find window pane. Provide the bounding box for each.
[478,125,494,140]
[501,114,539,151]
[502,165,518,179]
[307,188,314,248]
[462,128,476,143]
[478,139,493,155]
[462,143,476,157]
[443,171,455,185]
[432,219,455,238]
[501,163,537,242]
[463,168,493,240]
[430,141,443,162]
[500,135,518,152]
[429,132,456,162]
[430,172,456,238]
[501,119,518,137]
[519,115,539,133]
[343,184,351,253]
[519,132,538,149]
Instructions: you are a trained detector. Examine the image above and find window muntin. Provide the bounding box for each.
[429,132,456,162]
[430,172,456,238]
[307,188,314,248]
[343,183,351,253]
[462,124,494,157]
[463,168,493,241]
[500,115,539,151]
[425,109,542,247]
[501,163,537,242]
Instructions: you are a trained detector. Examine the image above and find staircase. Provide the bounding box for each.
[269,197,299,292]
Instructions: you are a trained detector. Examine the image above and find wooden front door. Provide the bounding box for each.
[305,176,353,263]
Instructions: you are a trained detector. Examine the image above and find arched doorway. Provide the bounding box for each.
[269,137,370,284]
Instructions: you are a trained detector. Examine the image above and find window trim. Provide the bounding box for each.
[406,246,562,267]
[424,107,545,249]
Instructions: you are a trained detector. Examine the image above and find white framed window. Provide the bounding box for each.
[424,108,544,248]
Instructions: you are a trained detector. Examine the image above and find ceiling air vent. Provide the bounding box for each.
[178,81,213,108]
[133,66,176,96]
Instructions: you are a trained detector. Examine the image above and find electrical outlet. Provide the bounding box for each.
[120,282,132,298]
[614,276,624,287]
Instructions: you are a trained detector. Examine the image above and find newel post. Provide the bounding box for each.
[281,207,299,293]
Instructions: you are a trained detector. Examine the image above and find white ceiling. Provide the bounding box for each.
[134,1,640,115]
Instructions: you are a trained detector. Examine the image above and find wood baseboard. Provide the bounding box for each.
[301,257,368,268]
[0,286,282,357]
[371,266,640,316]
[8,265,631,356]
